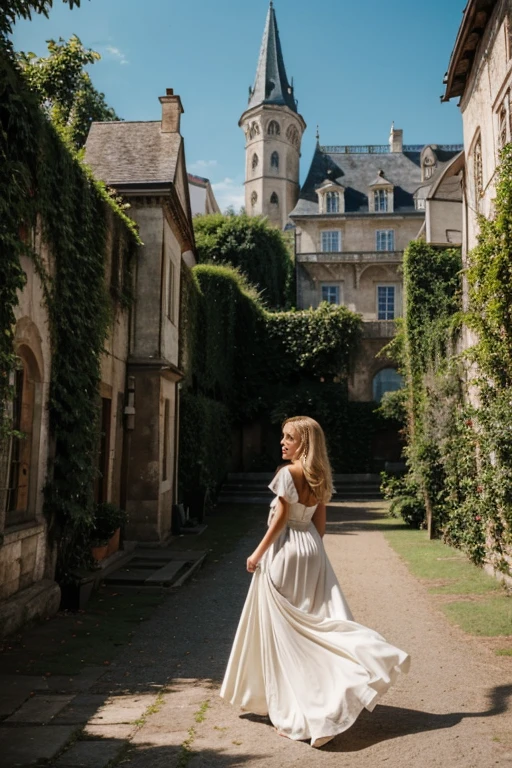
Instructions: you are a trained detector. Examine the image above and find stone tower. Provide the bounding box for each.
[239,1,306,228]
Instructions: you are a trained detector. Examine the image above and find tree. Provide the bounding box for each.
[1,1,82,37]
[16,35,119,149]
[193,213,293,309]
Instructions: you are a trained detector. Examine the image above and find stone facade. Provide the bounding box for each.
[85,89,196,544]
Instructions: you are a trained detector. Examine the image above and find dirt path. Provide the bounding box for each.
[113,501,511,768]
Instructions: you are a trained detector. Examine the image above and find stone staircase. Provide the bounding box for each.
[218,472,382,505]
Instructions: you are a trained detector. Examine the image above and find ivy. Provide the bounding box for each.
[0,44,139,581]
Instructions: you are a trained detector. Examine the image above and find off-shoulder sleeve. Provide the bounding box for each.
[268,466,299,503]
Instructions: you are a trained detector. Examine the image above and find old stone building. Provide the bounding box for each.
[85,89,196,543]
[240,1,306,229]
[243,5,462,403]
[188,173,220,216]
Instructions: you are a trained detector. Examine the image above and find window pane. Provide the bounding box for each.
[321,285,339,304]
[321,231,340,252]
[376,230,394,252]
[377,286,395,320]
[372,368,403,401]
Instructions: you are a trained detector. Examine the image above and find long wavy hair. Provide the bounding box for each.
[283,416,333,503]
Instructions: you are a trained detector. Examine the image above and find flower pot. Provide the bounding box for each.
[91,543,108,562]
[107,527,120,557]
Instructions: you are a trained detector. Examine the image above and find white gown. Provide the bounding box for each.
[220,466,410,747]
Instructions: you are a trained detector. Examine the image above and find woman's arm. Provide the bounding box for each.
[312,503,326,537]
[247,497,289,572]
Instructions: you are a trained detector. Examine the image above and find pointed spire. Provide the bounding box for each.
[316,125,320,145]
[247,2,297,112]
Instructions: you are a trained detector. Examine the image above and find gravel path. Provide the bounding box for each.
[103,501,512,768]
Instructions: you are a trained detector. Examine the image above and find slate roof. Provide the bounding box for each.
[247,1,297,113]
[84,121,181,186]
[291,144,462,216]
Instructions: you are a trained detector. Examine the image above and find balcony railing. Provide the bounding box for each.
[297,251,404,264]
[319,144,463,154]
[362,320,399,339]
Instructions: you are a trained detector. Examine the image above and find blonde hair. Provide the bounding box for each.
[283,415,333,503]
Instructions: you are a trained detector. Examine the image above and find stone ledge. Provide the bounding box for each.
[3,521,45,545]
[0,579,61,640]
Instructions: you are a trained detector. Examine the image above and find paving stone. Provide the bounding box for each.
[0,675,48,718]
[46,666,106,693]
[5,693,74,724]
[0,724,76,767]
[84,722,137,739]
[88,693,154,725]
[53,694,106,725]
[54,738,125,768]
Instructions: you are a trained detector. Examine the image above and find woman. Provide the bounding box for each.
[220,416,410,748]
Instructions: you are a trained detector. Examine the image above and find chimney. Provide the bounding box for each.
[159,88,184,133]
[389,123,403,153]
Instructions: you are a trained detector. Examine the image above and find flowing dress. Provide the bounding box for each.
[220,466,410,747]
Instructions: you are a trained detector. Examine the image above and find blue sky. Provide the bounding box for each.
[12,0,465,211]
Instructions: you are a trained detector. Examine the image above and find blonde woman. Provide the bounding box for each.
[220,416,410,748]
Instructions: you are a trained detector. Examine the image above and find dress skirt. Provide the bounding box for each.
[220,521,410,747]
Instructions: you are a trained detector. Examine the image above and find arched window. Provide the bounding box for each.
[271,151,279,169]
[286,124,299,148]
[326,191,339,213]
[270,192,279,205]
[473,136,483,206]
[5,350,39,525]
[252,153,259,170]
[268,120,280,136]
[372,368,403,402]
[251,191,258,207]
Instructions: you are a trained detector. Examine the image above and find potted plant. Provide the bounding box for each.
[91,502,127,560]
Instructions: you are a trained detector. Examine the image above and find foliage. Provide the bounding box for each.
[17,35,119,149]
[91,502,127,544]
[386,160,512,576]
[0,0,81,36]
[179,257,372,499]
[0,47,138,581]
[193,213,293,309]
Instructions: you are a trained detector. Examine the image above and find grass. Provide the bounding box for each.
[373,511,512,648]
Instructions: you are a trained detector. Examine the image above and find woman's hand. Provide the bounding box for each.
[246,553,260,572]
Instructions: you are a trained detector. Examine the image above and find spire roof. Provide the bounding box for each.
[247,2,297,113]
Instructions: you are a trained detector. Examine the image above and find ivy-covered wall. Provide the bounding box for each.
[0,45,139,581]
[386,146,512,579]
[178,258,390,503]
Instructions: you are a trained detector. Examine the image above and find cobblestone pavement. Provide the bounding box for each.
[1,501,511,768]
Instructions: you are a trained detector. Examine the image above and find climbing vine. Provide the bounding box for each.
[385,149,512,577]
[0,44,139,580]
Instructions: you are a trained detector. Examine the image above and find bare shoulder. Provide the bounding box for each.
[287,463,304,481]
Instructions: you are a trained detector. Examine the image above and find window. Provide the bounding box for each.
[167,259,175,322]
[252,153,259,170]
[321,284,340,304]
[372,368,403,402]
[268,120,280,136]
[287,124,300,148]
[473,136,483,205]
[251,191,258,207]
[321,230,341,252]
[248,121,260,139]
[270,192,279,205]
[376,229,395,251]
[374,189,388,212]
[326,191,339,213]
[271,151,279,169]
[377,285,395,320]
[498,104,508,149]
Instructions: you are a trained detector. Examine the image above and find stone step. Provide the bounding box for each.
[103,550,207,588]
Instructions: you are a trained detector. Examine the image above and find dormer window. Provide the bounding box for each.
[326,191,339,213]
[374,189,388,212]
[316,180,345,214]
[369,170,394,213]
